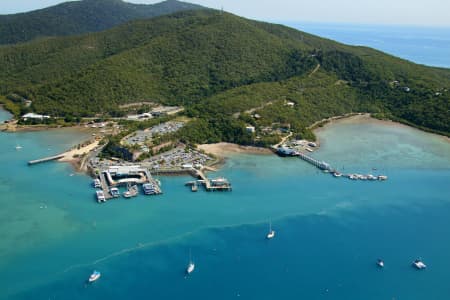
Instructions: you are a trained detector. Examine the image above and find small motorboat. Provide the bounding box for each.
[376,259,384,268]
[88,270,101,282]
[413,259,427,270]
[15,145,22,150]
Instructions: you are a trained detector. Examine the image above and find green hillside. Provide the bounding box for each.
[0,10,449,141]
[0,0,205,45]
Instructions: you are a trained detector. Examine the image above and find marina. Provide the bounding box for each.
[94,165,162,203]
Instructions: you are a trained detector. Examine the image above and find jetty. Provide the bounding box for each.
[186,168,232,191]
[276,146,388,181]
[28,154,65,165]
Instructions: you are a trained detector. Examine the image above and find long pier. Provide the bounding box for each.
[28,154,64,165]
[296,152,330,170]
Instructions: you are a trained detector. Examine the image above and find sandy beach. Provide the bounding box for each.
[59,140,100,162]
[197,142,272,157]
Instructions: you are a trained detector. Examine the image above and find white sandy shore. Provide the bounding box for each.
[197,142,272,157]
[59,140,99,162]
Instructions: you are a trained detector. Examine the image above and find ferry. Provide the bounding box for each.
[376,259,384,268]
[93,179,101,188]
[413,259,427,270]
[110,187,120,198]
[88,270,101,282]
[96,190,106,203]
[142,183,156,195]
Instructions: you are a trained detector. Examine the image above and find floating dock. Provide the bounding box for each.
[187,169,232,191]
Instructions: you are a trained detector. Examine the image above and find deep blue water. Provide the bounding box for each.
[1,114,449,299]
[282,22,450,68]
[1,25,450,299]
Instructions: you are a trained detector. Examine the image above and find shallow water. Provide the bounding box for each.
[1,109,449,299]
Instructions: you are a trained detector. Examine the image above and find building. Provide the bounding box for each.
[245,126,256,133]
[21,113,50,120]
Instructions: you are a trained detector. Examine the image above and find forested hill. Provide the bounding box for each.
[0,0,206,45]
[0,10,449,139]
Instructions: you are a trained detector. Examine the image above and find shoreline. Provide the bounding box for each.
[313,113,450,143]
[197,142,273,158]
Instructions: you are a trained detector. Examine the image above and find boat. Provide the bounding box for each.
[266,220,275,239]
[191,183,198,192]
[413,259,427,270]
[96,190,106,203]
[109,187,120,198]
[367,174,377,180]
[142,183,156,195]
[93,179,101,188]
[123,184,138,198]
[186,249,195,275]
[88,270,101,282]
[333,172,342,177]
[376,259,384,268]
[15,145,22,150]
[378,175,388,181]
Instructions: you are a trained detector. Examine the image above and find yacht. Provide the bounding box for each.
[266,220,275,239]
[413,259,427,270]
[123,184,138,198]
[142,183,156,195]
[88,270,101,282]
[110,187,120,198]
[376,259,384,268]
[96,190,106,203]
[186,250,195,275]
[93,179,101,188]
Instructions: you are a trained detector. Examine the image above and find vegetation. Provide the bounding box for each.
[0,9,449,146]
[0,0,205,45]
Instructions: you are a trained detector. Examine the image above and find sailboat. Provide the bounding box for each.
[266,220,275,239]
[186,249,195,275]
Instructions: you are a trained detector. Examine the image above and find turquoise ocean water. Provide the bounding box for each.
[1,26,450,299]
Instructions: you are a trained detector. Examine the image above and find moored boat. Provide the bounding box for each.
[110,187,120,198]
[123,184,138,198]
[88,270,101,282]
[376,259,384,268]
[266,220,275,239]
[93,179,101,188]
[96,190,105,203]
[142,183,156,195]
[413,259,427,270]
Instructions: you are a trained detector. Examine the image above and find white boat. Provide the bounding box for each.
[413,259,427,270]
[186,249,195,275]
[266,220,275,239]
[88,270,101,282]
[377,259,384,268]
[93,179,101,188]
[378,175,388,181]
[142,183,156,195]
[96,190,106,203]
[110,187,120,198]
[123,184,138,198]
[333,172,342,177]
[15,145,22,150]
